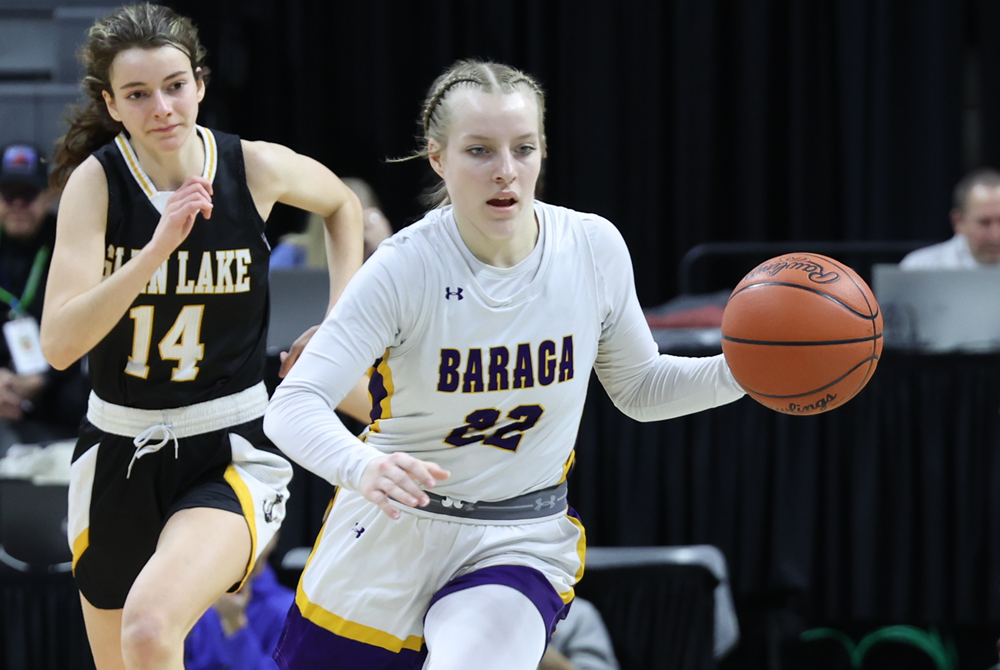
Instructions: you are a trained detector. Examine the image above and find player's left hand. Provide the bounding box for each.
[360,453,450,520]
[278,325,318,377]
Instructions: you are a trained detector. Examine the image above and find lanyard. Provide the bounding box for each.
[0,227,50,317]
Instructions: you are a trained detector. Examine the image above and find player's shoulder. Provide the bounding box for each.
[239,137,291,176]
[538,202,630,269]
[378,207,452,255]
[538,201,623,242]
[362,208,450,282]
[62,155,109,202]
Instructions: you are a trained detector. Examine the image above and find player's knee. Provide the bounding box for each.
[120,609,179,667]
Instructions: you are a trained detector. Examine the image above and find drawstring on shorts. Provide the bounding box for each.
[127,423,179,478]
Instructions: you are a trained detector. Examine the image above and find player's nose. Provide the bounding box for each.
[493,150,516,184]
[152,90,171,117]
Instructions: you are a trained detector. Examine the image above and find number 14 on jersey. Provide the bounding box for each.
[125,305,205,381]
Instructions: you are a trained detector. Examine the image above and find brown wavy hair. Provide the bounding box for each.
[50,3,210,189]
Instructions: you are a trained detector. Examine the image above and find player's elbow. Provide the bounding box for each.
[42,347,75,371]
[40,331,77,371]
[262,393,294,449]
[608,391,657,422]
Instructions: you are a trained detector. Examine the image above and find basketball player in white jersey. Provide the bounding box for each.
[264,59,746,670]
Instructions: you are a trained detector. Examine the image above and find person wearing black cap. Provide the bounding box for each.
[0,142,88,451]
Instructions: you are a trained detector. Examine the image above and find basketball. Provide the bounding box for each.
[721,253,883,415]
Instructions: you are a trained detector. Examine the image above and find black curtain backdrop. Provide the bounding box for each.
[150,1,1000,664]
[165,0,991,304]
[571,352,1000,628]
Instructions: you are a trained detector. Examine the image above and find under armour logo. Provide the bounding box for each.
[352,523,365,538]
[263,493,284,523]
[534,495,558,511]
[446,287,464,300]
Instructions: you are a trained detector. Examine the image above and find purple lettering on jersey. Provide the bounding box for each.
[512,343,535,389]
[559,335,574,382]
[438,338,575,394]
[538,340,557,386]
[462,349,484,393]
[488,346,510,392]
[437,349,461,392]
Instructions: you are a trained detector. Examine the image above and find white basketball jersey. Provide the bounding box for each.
[266,200,744,504]
[360,202,602,501]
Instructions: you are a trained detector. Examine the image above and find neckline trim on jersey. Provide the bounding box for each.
[444,201,554,308]
[113,125,218,200]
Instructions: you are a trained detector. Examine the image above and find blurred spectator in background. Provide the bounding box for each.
[539,598,620,670]
[184,535,294,670]
[900,168,1000,269]
[270,176,392,269]
[0,143,88,453]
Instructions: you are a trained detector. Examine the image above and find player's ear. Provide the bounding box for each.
[195,67,206,102]
[103,90,122,123]
[428,139,445,179]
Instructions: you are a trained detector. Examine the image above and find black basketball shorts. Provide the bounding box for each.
[67,382,292,610]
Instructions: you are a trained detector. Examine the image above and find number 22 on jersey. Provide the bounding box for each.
[125,305,205,381]
[445,405,545,452]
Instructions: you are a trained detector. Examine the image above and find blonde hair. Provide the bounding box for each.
[51,3,209,188]
[404,59,547,208]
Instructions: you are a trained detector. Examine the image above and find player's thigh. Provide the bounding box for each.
[423,584,547,670]
[122,506,251,635]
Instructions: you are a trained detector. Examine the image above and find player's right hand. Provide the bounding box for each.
[148,176,214,258]
[359,453,450,520]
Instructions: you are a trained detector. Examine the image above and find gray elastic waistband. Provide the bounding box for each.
[418,481,568,521]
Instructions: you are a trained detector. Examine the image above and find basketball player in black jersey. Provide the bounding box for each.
[39,5,365,669]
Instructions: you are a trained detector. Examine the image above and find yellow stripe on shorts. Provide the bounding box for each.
[224,464,258,590]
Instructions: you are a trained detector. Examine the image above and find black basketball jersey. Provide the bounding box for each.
[89,127,271,409]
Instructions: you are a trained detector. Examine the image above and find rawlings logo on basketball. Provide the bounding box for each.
[748,256,840,284]
[776,393,838,414]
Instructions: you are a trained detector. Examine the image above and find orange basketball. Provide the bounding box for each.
[721,253,882,415]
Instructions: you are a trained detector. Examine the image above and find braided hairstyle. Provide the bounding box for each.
[50,3,210,189]
[408,60,547,208]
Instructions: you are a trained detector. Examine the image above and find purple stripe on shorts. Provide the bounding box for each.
[427,564,572,638]
[273,603,427,670]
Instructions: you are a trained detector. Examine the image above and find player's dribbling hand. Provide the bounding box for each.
[360,453,450,520]
[278,325,318,377]
[148,176,214,259]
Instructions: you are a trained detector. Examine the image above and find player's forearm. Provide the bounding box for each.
[264,382,383,490]
[322,196,364,314]
[598,353,745,422]
[41,246,171,369]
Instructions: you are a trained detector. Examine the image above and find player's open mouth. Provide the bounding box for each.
[487,197,516,207]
